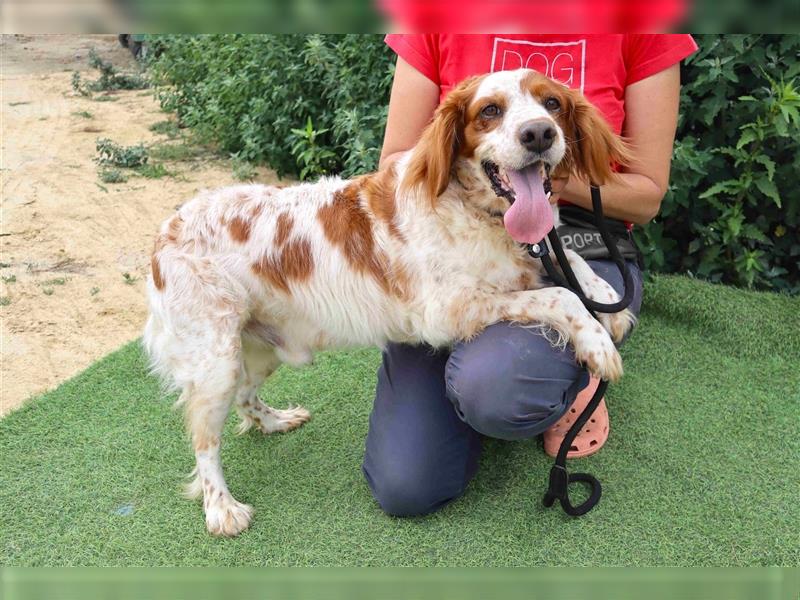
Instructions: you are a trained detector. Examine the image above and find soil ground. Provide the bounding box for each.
[1,34,282,415]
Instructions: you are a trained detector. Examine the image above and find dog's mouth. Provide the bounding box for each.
[481,160,554,244]
[482,160,552,205]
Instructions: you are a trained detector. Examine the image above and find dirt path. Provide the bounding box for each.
[1,35,282,415]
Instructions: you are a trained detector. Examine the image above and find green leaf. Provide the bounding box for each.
[742,224,772,245]
[698,179,739,199]
[736,129,758,149]
[753,176,782,207]
[753,155,776,180]
[779,104,800,127]
[726,213,743,238]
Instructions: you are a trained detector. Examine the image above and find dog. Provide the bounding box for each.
[144,68,634,536]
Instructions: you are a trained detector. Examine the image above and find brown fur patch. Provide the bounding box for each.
[274,212,294,247]
[517,272,535,291]
[167,215,182,238]
[317,183,390,292]
[252,238,314,294]
[403,75,486,200]
[151,255,165,290]
[228,216,251,243]
[362,170,404,242]
[153,215,183,254]
[462,92,507,158]
[249,201,264,219]
[194,435,219,453]
[150,215,184,291]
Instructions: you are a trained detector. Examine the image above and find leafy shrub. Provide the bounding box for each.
[149,119,181,138]
[72,48,150,96]
[147,34,799,293]
[135,163,174,179]
[98,167,128,184]
[96,139,149,168]
[148,141,205,161]
[71,72,92,97]
[635,34,800,294]
[231,157,257,181]
[147,35,394,179]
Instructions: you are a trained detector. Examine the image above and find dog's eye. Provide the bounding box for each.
[544,97,561,112]
[481,104,501,118]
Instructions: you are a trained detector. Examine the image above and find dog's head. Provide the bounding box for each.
[403,69,631,241]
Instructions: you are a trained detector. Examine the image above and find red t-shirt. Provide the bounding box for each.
[380,1,688,35]
[385,34,697,135]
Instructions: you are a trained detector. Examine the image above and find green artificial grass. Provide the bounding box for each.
[1,275,798,566]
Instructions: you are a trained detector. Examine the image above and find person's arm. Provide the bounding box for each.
[379,56,440,171]
[555,63,681,225]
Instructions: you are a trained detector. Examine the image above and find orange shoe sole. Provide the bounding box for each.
[543,376,609,459]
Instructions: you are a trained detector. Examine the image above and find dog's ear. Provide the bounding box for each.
[567,91,633,186]
[403,75,483,201]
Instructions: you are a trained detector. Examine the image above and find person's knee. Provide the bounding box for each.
[363,464,464,517]
[445,325,588,440]
[446,361,562,440]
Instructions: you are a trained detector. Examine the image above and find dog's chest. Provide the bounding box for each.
[429,226,534,292]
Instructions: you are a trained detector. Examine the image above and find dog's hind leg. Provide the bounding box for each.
[234,337,311,435]
[182,325,254,537]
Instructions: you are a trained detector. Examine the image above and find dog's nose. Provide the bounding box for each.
[518,120,556,153]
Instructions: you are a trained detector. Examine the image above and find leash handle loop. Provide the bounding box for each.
[542,467,602,517]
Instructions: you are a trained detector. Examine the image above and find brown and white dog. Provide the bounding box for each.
[144,68,634,536]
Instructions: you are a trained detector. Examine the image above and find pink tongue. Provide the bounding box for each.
[503,165,553,244]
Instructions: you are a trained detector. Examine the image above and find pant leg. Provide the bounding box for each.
[445,259,643,441]
[362,342,482,517]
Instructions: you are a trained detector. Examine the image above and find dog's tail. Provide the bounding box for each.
[142,270,184,401]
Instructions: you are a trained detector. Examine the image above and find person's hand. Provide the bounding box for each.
[549,175,569,204]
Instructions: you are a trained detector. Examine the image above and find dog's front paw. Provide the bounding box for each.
[574,324,624,382]
[599,308,636,344]
[205,494,253,537]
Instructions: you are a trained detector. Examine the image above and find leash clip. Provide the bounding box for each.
[527,240,549,259]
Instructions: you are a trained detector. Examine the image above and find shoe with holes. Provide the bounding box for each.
[543,376,609,459]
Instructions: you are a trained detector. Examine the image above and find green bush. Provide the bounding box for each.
[72,48,149,96]
[636,34,800,294]
[147,34,799,293]
[146,34,394,179]
[95,138,149,168]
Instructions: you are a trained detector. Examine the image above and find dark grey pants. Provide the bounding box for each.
[362,259,643,517]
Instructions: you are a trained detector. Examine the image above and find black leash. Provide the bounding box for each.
[527,185,633,517]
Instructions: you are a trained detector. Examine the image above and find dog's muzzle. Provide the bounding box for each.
[481,160,553,205]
